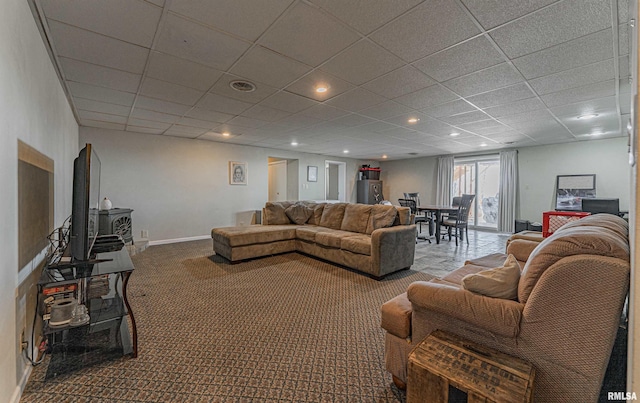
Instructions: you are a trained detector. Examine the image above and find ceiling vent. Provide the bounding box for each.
[229,80,256,92]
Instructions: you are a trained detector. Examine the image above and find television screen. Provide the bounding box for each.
[70,144,101,262]
[581,198,620,215]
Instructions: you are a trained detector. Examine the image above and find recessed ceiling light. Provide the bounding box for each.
[407,118,419,124]
[450,132,460,137]
[382,154,388,159]
[343,150,349,154]
[291,141,298,146]
[316,86,328,93]
[222,132,230,137]
[480,143,488,147]
[577,113,599,120]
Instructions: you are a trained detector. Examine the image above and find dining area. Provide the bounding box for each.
[398,193,476,246]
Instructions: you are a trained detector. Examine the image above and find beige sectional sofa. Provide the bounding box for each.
[211,201,417,279]
[381,214,630,402]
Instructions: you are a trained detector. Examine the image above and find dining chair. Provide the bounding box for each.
[440,194,475,246]
[403,192,434,236]
[398,199,432,243]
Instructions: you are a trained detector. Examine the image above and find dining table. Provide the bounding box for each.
[417,204,458,244]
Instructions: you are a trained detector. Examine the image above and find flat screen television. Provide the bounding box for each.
[581,198,620,215]
[70,144,101,262]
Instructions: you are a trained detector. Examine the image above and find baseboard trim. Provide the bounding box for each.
[148,235,210,246]
[11,363,32,403]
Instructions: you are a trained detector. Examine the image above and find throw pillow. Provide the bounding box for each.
[285,203,313,225]
[319,203,347,229]
[461,254,521,300]
[263,202,291,225]
[365,204,397,234]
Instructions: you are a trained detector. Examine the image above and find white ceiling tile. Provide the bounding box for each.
[483,97,547,118]
[394,85,458,109]
[47,20,149,73]
[490,0,611,59]
[512,29,613,80]
[211,123,249,136]
[285,70,355,101]
[156,13,250,70]
[77,110,128,124]
[442,63,524,97]
[362,65,436,98]
[465,83,536,109]
[320,40,405,85]
[413,36,505,82]
[370,0,480,62]
[230,46,312,88]
[164,127,205,138]
[176,117,218,129]
[529,59,614,96]
[197,93,253,115]
[383,112,430,127]
[140,77,204,105]
[209,73,277,104]
[422,99,478,118]
[540,79,616,108]
[460,0,557,30]
[185,107,234,123]
[310,0,421,34]
[170,0,292,41]
[131,108,181,124]
[300,104,349,121]
[440,111,490,125]
[241,105,291,122]
[359,101,414,120]
[258,2,359,66]
[135,96,192,115]
[225,116,269,128]
[74,98,131,116]
[79,120,126,131]
[127,118,172,130]
[259,92,317,114]
[325,88,387,111]
[276,114,322,129]
[127,126,166,135]
[146,51,223,91]
[59,57,141,93]
[41,0,161,47]
[330,114,376,127]
[68,81,135,106]
[551,96,618,119]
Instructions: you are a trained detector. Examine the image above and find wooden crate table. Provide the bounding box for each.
[407,330,535,403]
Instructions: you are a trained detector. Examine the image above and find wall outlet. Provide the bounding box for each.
[141,230,149,238]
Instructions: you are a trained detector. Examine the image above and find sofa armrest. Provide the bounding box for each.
[371,224,416,276]
[407,281,524,338]
[506,239,540,263]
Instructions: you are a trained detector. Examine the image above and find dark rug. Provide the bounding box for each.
[22,240,435,402]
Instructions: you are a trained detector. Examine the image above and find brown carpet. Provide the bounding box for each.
[22,240,435,402]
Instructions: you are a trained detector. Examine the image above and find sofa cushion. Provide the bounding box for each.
[307,203,326,225]
[557,213,628,238]
[264,202,291,225]
[341,233,372,255]
[442,263,490,285]
[393,206,412,226]
[319,203,347,229]
[518,225,630,303]
[365,204,397,234]
[295,225,334,242]
[341,204,373,234]
[315,229,356,248]
[462,254,521,300]
[285,203,313,225]
[381,292,412,339]
[211,225,296,247]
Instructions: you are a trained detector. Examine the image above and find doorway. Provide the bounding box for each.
[325,161,346,202]
[453,156,500,229]
[268,157,299,202]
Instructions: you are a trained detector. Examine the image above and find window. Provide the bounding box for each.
[453,155,500,229]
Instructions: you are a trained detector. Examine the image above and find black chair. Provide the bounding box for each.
[398,199,432,243]
[403,192,434,236]
[441,194,475,246]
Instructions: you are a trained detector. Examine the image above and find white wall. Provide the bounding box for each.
[1,0,79,401]
[80,127,364,243]
[518,137,630,222]
[380,137,630,224]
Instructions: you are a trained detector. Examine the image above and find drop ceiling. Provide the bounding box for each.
[30,0,632,160]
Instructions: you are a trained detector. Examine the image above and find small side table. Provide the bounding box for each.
[407,330,535,403]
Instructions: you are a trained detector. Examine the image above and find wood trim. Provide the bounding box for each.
[18,140,54,173]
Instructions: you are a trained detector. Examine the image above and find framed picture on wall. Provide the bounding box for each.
[307,166,318,182]
[229,161,247,185]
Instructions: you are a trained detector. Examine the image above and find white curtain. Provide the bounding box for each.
[436,156,454,205]
[498,150,518,233]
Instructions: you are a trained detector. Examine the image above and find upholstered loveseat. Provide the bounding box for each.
[381,214,630,402]
[211,201,417,279]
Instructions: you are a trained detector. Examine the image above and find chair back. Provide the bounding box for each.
[452,196,462,208]
[398,198,417,214]
[404,192,421,207]
[456,194,475,225]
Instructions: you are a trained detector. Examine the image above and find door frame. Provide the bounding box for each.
[324,160,346,202]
